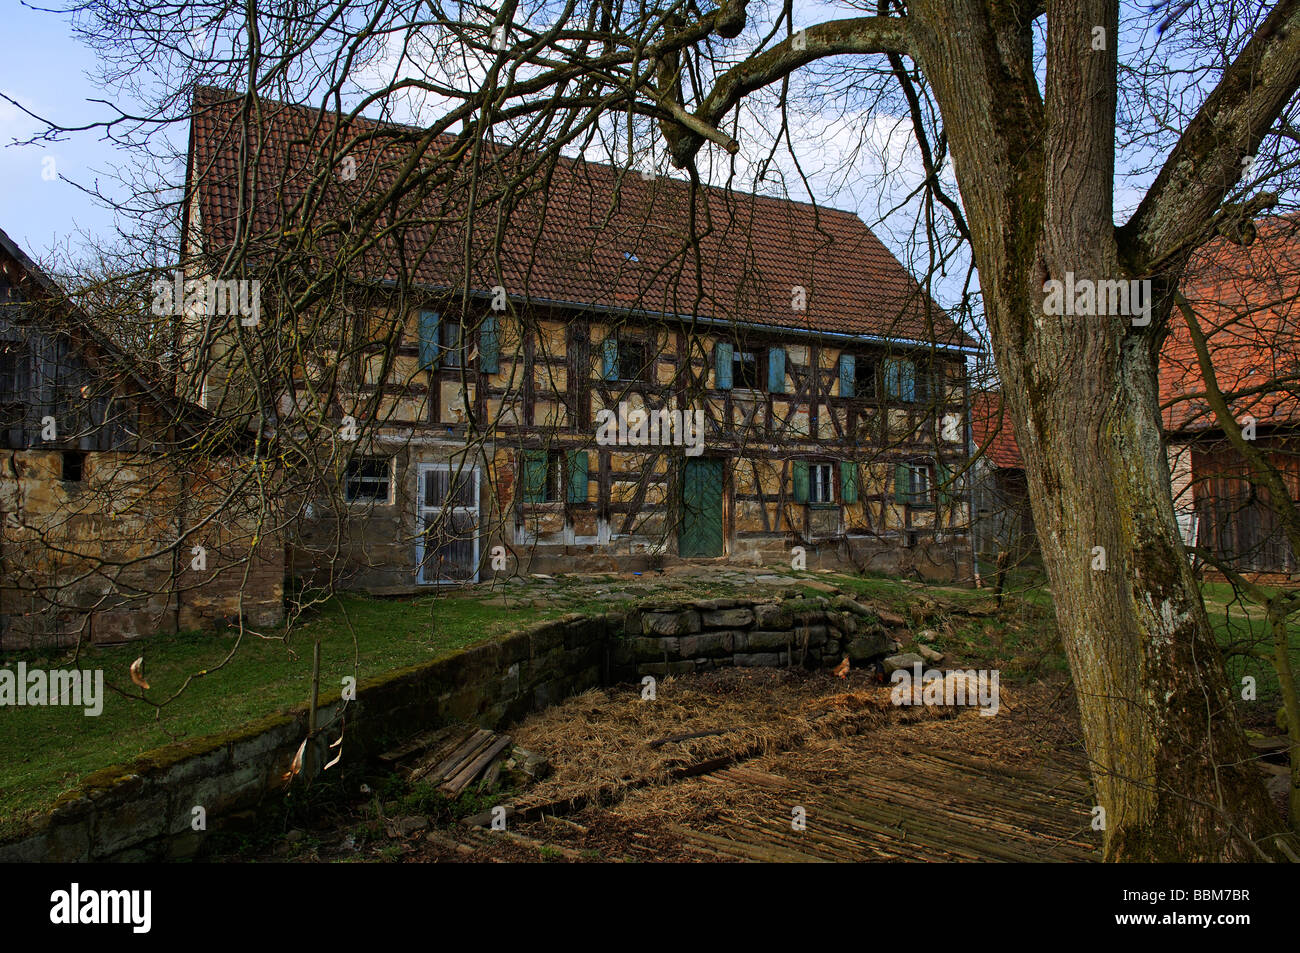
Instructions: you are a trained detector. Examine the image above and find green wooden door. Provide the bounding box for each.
[679,458,724,557]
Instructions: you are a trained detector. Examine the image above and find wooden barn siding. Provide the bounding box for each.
[1191,437,1300,573]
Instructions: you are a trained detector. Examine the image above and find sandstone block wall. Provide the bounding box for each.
[0,450,284,649]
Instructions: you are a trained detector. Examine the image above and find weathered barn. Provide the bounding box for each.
[182,88,979,590]
[1161,214,1300,580]
[0,225,283,648]
[968,390,1036,582]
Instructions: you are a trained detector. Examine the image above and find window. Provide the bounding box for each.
[440,318,465,367]
[0,340,27,444]
[895,461,933,507]
[344,457,392,503]
[884,358,915,402]
[915,363,940,403]
[792,460,837,504]
[0,340,26,400]
[522,450,591,504]
[810,463,834,504]
[61,450,85,483]
[733,349,761,390]
[618,337,648,382]
[854,358,877,397]
[521,450,562,503]
[600,335,651,383]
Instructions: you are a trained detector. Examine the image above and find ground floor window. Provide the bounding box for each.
[895,461,934,507]
[521,450,563,503]
[345,456,393,503]
[810,463,834,503]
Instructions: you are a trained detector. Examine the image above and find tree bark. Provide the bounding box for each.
[906,0,1290,860]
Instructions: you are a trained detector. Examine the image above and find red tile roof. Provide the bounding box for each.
[1161,215,1300,434]
[186,87,974,349]
[970,391,1022,468]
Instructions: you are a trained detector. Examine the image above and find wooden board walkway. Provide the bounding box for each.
[665,744,1101,862]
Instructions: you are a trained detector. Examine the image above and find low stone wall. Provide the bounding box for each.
[612,593,890,678]
[0,592,895,861]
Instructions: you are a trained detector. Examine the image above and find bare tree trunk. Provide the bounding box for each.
[910,0,1288,859]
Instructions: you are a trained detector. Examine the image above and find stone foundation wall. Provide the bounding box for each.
[612,593,891,678]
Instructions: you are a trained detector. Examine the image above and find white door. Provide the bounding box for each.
[416,463,480,584]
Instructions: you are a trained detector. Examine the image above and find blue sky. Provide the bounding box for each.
[0,2,127,256]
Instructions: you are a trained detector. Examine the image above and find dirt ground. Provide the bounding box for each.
[238,666,1104,863]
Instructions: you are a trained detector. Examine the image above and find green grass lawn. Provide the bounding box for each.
[0,589,572,838]
[1201,582,1300,723]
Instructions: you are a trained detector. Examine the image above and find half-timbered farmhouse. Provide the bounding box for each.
[182,88,978,590]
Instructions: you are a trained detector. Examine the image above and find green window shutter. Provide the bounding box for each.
[884,358,899,399]
[479,316,500,373]
[566,450,589,503]
[522,450,547,503]
[841,461,858,504]
[601,337,619,381]
[714,341,733,390]
[792,460,809,503]
[839,354,855,398]
[767,347,786,393]
[894,463,910,505]
[418,310,441,369]
[937,461,952,505]
[901,360,916,402]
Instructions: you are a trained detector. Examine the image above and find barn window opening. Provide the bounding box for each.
[854,357,878,397]
[440,318,465,367]
[62,450,86,483]
[617,337,649,382]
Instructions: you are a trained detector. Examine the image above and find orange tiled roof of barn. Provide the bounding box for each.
[185,86,974,349]
[971,391,1022,468]
[1161,215,1300,434]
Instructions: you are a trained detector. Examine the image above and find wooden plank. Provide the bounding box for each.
[410,728,492,784]
[442,733,514,795]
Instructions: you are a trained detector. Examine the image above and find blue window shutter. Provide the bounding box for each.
[601,337,619,381]
[839,354,855,398]
[566,451,589,503]
[885,358,900,399]
[522,450,547,503]
[714,342,733,390]
[418,310,440,369]
[841,461,858,504]
[479,316,500,373]
[902,359,916,402]
[792,461,809,503]
[767,347,786,393]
